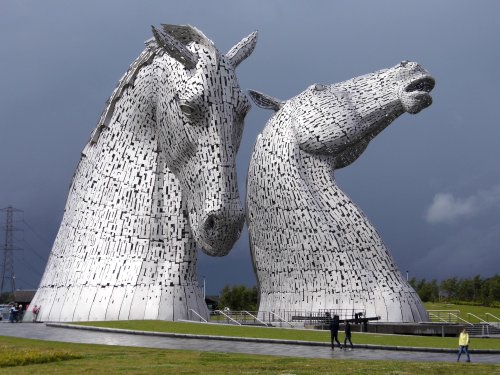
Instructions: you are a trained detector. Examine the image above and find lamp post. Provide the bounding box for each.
[203,276,206,299]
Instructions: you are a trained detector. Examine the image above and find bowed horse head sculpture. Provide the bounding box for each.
[29,25,257,323]
[247,61,434,322]
[152,25,257,255]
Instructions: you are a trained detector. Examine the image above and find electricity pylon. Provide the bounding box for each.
[0,206,23,295]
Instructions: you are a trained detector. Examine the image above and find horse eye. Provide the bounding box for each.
[180,104,195,116]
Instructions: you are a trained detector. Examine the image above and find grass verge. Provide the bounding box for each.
[1,335,499,375]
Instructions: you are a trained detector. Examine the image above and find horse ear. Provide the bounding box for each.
[151,25,198,69]
[248,90,284,112]
[226,31,258,68]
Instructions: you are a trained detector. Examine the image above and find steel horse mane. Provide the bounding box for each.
[28,24,257,322]
[247,61,435,322]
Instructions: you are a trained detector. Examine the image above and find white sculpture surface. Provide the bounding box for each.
[28,25,257,322]
[247,61,435,322]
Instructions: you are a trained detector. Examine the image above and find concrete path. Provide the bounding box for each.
[1,322,499,364]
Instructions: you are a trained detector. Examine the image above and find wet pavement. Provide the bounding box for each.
[1,322,499,364]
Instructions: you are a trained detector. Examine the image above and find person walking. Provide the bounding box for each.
[9,304,18,323]
[32,305,41,322]
[328,314,342,350]
[343,320,354,350]
[457,328,471,362]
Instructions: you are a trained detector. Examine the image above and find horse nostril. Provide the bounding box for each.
[205,215,216,231]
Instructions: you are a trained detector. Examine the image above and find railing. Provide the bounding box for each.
[251,310,300,327]
[265,311,294,328]
[427,312,450,324]
[242,310,268,326]
[450,313,473,326]
[467,313,488,324]
[188,309,207,322]
[427,310,462,323]
[485,312,500,321]
[478,324,490,336]
[205,309,378,328]
[485,312,500,328]
[213,310,242,325]
[428,310,472,325]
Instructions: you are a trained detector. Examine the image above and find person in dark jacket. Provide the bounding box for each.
[328,314,342,350]
[344,320,354,349]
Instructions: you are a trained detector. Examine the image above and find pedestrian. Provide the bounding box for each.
[457,327,471,362]
[17,304,24,321]
[32,305,41,322]
[328,313,342,350]
[343,320,354,350]
[9,304,18,323]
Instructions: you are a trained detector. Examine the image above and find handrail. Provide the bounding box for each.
[428,312,450,324]
[467,312,488,324]
[427,310,462,323]
[188,309,207,322]
[243,310,268,326]
[214,310,242,325]
[485,312,500,322]
[267,311,294,327]
[449,312,473,326]
[429,311,472,326]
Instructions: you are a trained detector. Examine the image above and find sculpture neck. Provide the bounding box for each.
[298,150,338,195]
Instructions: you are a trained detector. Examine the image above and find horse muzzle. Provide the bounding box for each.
[196,205,245,256]
[399,75,435,114]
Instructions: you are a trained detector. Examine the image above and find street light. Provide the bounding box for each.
[203,276,206,299]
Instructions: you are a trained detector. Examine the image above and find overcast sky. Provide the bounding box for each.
[1,0,499,295]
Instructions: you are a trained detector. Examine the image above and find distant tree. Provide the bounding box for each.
[219,285,259,311]
[409,277,420,294]
[420,279,439,302]
[440,277,459,300]
[479,275,500,306]
[411,274,500,306]
[457,278,474,301]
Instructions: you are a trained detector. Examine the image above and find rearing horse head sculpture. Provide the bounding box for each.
[246,61,435,322]
[152,25,257,256]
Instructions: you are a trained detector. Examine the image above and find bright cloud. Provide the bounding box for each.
[426,185,500,224]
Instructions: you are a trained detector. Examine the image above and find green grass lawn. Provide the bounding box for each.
[76,320,500,350]
[425,302,500,323]
[1,335,499,375]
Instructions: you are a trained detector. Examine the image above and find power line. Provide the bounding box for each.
[22,218,53,248]
[14,252,43,279]
[12,232,48,266]
[11,219,51,290]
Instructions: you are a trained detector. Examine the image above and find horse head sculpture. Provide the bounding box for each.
[247,61,435,322]
[28,25,257,322]
[153,25,256,256]
[250,61,434,168]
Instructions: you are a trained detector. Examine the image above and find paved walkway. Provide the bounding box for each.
[1,322,499,364]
